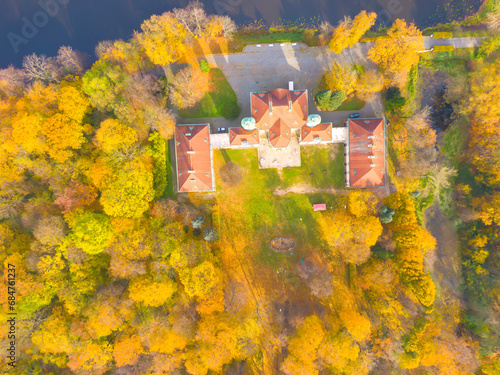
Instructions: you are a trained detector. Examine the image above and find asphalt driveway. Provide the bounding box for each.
[184,37,482,130]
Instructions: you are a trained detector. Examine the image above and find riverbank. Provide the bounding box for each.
[0,0,484,68]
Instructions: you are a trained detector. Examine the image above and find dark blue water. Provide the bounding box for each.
[0,0,482,68]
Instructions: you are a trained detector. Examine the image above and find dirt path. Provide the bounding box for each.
[424,202,464,320]
[273,183,348,195]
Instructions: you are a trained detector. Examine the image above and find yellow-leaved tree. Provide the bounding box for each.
[113,333,144,367]
[128,274,177,307]
[94,118,138,154]
[329,11,377,54]
[319,192,382,264]
[368,19,423,88]
[137,12,188,66]
[281,315,325,375]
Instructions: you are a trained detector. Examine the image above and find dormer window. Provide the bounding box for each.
[353,170,357,175]
[254,108,257,113]
[368,155,376,159]
[288,101,292,112]
[370,164,376,167]
[242,140,248,145]
[367,144,373,148]
[204,137,207,143]
[205,172,209,177]
[352,132,356,137]
[314,136,320,141]
[368,135,376,139]
[185,133,191,137]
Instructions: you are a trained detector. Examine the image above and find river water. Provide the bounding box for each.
[0,0,482,68]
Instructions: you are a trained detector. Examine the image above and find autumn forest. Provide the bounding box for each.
[1,1,500,374]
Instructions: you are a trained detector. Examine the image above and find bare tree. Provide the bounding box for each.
[486,5,500,33]
[0,66,26,96]
[426,164,458,199]
[220,15,237,39]
[95,40,115,59]
[126,74,164,109]
[319,21,333,41]
[0,191,24,219]
[150,199,179,220]
[169,65,209,109]
[297,255,333,298]
[145,106,176,140]
[56,46,86,75]
[173,0,208,37]
[22,53,59,82]
[33,215,66,245]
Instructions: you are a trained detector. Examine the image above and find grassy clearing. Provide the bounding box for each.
[440,116,469,165]
[178,68,240,119]
[336,97,365,111]
[234,32,304,46]
[213,147,339,276]
[280,143,345,189]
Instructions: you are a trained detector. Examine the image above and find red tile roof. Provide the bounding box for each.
[269,118,291,148]
[301,123,333,142]
[313,203,327,211]
[348,119,385,188]
[251,89,307,130]
[174,124,214,192]
[229,128,259,145]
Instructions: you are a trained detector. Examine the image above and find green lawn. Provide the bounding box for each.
[336,97,365,111]
[213,147,338,273]
[280,143,346,189]
[178,68,240,119]
[234,32,304,46]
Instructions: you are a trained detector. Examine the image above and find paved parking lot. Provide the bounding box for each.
[200,42,384,128]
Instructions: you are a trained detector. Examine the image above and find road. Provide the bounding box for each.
[181,37,482,130]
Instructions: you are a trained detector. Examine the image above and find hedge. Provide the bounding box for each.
[433,32,453,39]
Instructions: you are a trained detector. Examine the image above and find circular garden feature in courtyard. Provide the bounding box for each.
[270,237,296,251]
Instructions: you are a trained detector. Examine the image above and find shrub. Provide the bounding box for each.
[432,45,455,52]
[433,32,453,38]
[302,29,316,46]
[269,27,278,34]
[199,59,210,73]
